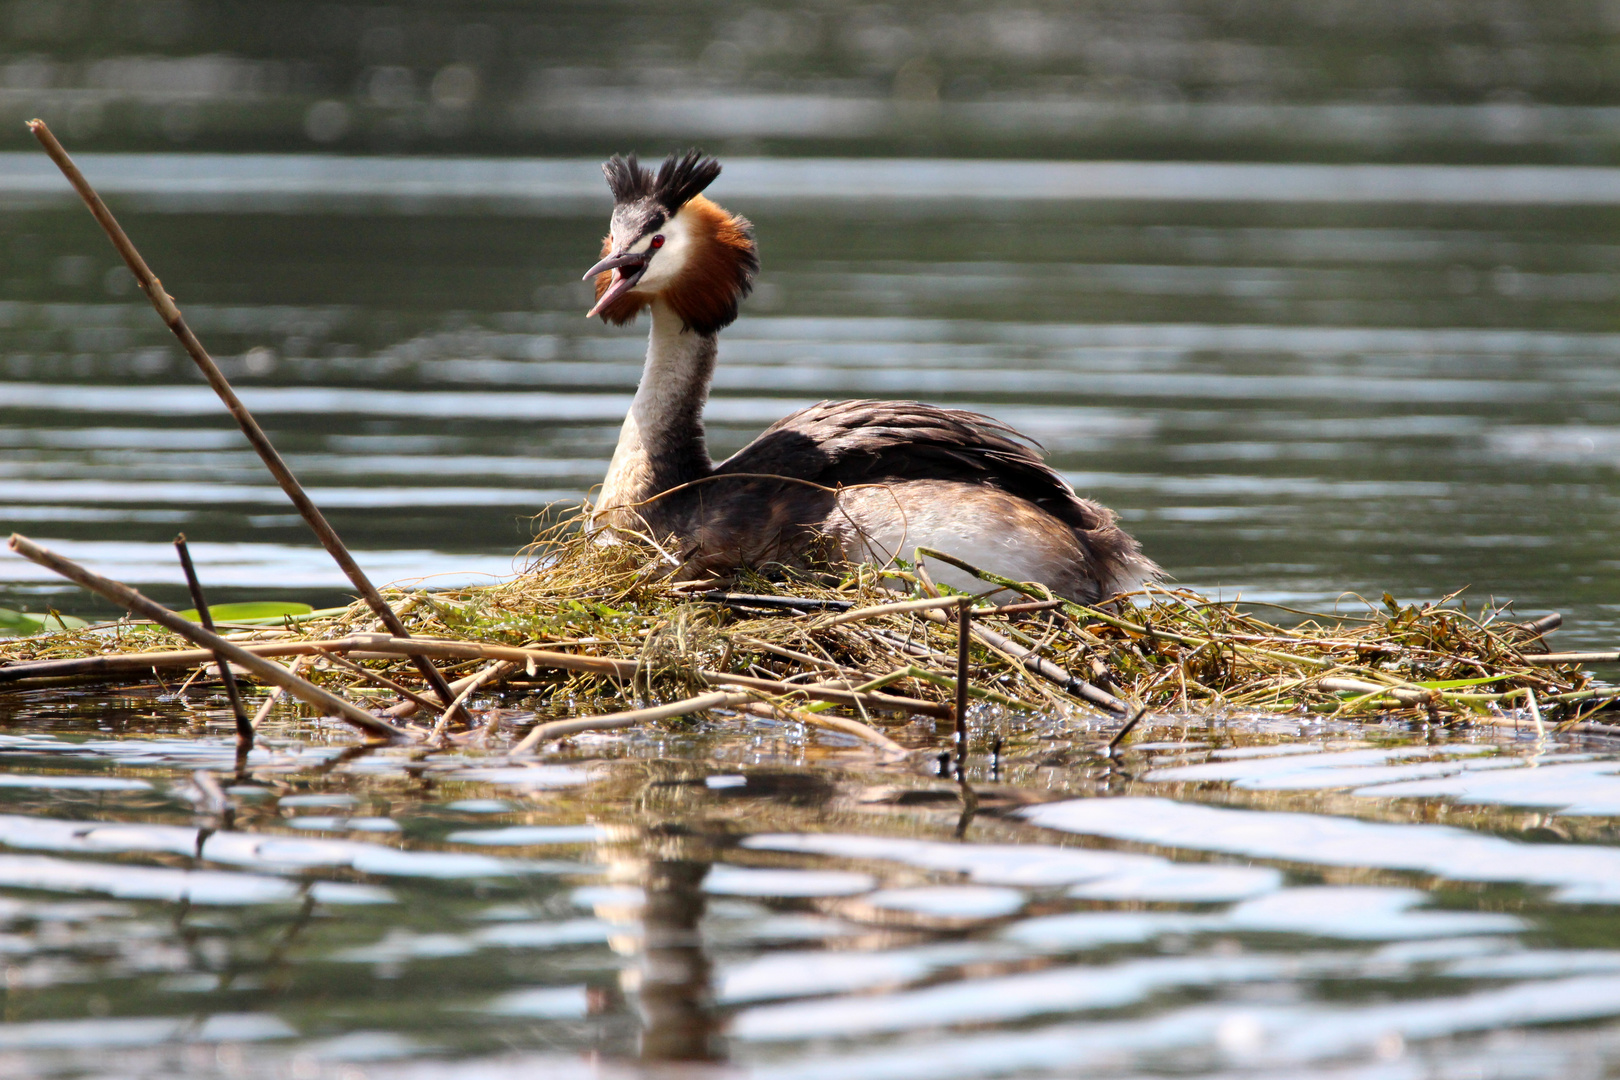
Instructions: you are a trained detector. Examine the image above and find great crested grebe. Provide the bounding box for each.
[583,151,1157,603]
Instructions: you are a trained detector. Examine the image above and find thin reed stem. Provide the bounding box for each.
[250,656,307,728]
[314,647,444,716]
[512,691,750,753]
[819,595,970,628]
[7,534,406,742]
[173,534,252,749]
[955,597,970,769]
[25,119,459,713]
[430,661,511,741]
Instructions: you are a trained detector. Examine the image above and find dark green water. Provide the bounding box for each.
[3,0,1618,164]
[3,125,1620,1080]
[3,155,1619,645]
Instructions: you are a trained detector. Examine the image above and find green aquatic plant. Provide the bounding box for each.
[0,606,89,637]
[174,601,314,623]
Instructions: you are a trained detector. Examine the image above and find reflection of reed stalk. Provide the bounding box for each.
[956,596,971,773]
[25,118,462,721]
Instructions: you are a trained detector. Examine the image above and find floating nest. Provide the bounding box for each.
[0,516,1613,755]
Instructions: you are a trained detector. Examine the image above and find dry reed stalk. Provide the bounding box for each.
[326,637,956,718]
[1456,685,1620,706]
[697,592,852,613]
[700,670,952,717]
[0,635,632,685]
[313,648,444,716]
[7,535,406,741]
[512,691,752,753]
[251,656,306,728]
[173,662,208,699]
[0,674,158,693]
[1108,705,1150,751]
[981,599,1066,617]
[385,663,514,720]
[916,605,1128,713]
[954,597,970,768]
[847,665,1027,709]
[1481,714,1620,737]
[819,596,969,628]
[173,534,251,748]
[1318,677,1434,707]
[732,634,848,672]
[26,119,459,714]
[0,638,399,683]
[734,698,908,757]
[429,661,512,741]
[1528,652,1620,664]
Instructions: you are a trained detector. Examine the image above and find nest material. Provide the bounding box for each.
[0,520,1610,747]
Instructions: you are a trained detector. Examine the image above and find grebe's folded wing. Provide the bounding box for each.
[713,399,1117,533]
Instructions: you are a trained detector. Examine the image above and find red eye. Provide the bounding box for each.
[650,235,665,250]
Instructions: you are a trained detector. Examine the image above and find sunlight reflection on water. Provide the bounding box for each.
[0,718,1617,1076]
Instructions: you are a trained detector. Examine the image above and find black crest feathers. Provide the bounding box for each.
[652,151,722,211]
[602,153,652,203]
[602,150,721,211]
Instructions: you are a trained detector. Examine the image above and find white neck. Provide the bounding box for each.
[596,299,716,523]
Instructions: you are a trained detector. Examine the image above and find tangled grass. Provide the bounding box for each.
[0,511,1610,756]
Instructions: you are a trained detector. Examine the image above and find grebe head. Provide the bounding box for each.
[583,150,758,335]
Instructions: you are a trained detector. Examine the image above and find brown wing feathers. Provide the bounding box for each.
[695,399,1154,592]
[718,399,1112,530]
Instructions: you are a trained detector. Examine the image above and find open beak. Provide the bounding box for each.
[583,251,649,317]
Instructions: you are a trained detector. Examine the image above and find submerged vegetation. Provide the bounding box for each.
[1,512,1613,761]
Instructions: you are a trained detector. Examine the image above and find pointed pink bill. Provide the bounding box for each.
[583,251,648,318]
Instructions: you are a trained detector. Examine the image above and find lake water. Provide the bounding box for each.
[3,152,1620,1077]
[3,154,1619,644]
[2,707,1620,1078]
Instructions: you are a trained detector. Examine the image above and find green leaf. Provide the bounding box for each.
[0,607,90,636]
[1328,674,1512,697]
[1409,674,1512,690]
[0,608,35,635]
[175,601,314,623]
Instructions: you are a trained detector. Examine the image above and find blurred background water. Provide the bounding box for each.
[1,0,1619,163]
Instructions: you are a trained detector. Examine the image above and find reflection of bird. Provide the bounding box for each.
[584,151,1157,603]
